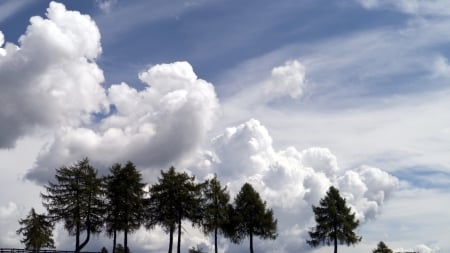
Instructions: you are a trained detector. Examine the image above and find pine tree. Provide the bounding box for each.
[307,186,361,253]
[104,161,146,253]
[104,163,122,253]
[41,158,105,253]
[373,241,393,253]
[231,183,277,253]
[201,175,231,253]
[145,167,202,253]
[16,208,55,252]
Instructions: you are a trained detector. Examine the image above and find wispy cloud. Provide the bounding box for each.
[0,0,28,24]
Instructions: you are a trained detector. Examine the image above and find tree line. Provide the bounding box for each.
[17,157,387,253]
[16,158,277,253]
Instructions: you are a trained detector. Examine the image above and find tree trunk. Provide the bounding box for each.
[334,233,338,253]
[79,212,91,251]
[249,231,254,253]
[124,228,128,253]
[177,217,182,253]
[168,224,174,253]
[79,229,91,251]
[75,220,80,253]
[112,230,117,253]
[214,226,218,253]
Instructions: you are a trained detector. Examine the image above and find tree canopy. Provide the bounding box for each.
[146,167,203,253]
[104,161,146,253]
[307,186,361,253]
[16,208,55,252]
[201,175,231,253]
[231,182,277,253]
[373,241,393,253]
[41,158,105,253]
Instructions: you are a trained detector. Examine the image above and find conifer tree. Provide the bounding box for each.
[373,241,393,253]
[104,161,146,253]
[104,163,122,253]
[201,175,231,253]
[231,183,277,253]
[16,208,55,252]
[41,158,105,253]
[307,186,361,253]
[146,167,202,253]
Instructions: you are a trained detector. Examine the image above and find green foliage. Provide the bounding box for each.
[41,158,105,252]
[373,241,393,253]
[231,183,277,253]
[188,245,206,253]
[16,208,55,251]
[146,167,203,253]
[201,175,231,253]
[115,244,125,253]
[307,186,361,253]
[104,161,146,253]
[100,246,108,253]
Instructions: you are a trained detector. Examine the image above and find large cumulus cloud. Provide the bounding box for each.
[1,2,219,183]
[26,61,219,183]
[0,2,108,148]
[196,119,399,252]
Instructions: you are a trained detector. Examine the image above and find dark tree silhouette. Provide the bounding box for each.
[307,186,361,253]
[41,158,105,253]
[231,183,277,253]
[16,208,55,252]
[104,161,146,253]
[104,163,122,253]
[146,167,203,253]
[201,175,231,253]
[373,241,393,253]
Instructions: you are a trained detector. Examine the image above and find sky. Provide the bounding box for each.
[0,0,449,253]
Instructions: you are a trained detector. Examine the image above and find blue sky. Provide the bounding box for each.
[1,1,449,253]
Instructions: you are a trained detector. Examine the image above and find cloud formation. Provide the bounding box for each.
[26,61,219,183]
[0,2,108,148]
[355,0,450,16]
[96,0,118,13]
[0,2,406,252]
[195,119,399,251]
[264,60,306,100]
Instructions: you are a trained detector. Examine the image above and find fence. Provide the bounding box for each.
[0,249,100,253]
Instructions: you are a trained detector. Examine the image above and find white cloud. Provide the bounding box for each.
[355,0,450,16]
[0,1,108,148]
[264,60,306,100]
[195,119,399,252]
[431,55,450,78]
[0,31,4,47]
[1,2,445,252]
[26,61,219,183]
[0,202,22,247]
[0,0,28,23]
[96,0,118,13]
[0,202,17,218]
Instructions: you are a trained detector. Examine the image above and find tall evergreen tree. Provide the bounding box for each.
[231,183,277,253]
[41,158,105,253]
[201,175,231,253]
[104,163,122,253]
[307,186,361,253]
[104,162,146,253]
[373,241,393,253]
[145,167,202,253]
[16,208,55,252]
